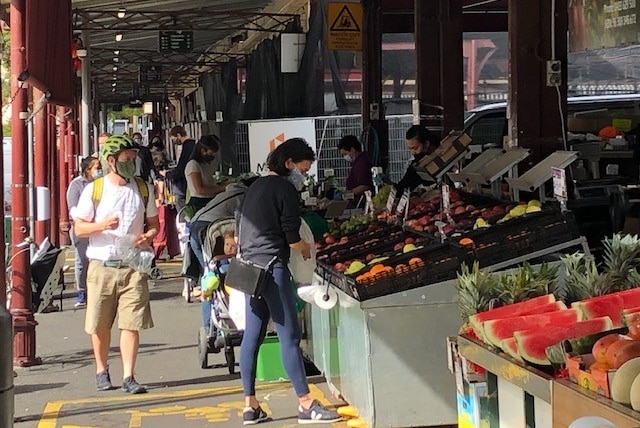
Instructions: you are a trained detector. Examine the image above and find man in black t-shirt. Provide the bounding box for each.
[165,125,195,213]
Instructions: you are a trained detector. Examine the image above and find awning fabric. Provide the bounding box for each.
[25,0,74,106]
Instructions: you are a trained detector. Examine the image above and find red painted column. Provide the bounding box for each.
[48,105,59,246]
[58,113,70,247]
[10,0,39,367]
[33,89,49,244]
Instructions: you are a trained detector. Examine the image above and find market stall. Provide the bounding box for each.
[306,136,590,427]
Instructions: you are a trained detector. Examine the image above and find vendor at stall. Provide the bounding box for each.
[339,135,373,197]
[395,125,440,193]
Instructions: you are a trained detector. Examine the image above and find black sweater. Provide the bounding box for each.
[238,176,301,266]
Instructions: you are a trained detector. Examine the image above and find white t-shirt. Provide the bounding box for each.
[185,159,219,198]
[71,177,158,261]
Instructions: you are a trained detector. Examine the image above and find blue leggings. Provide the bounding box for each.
[240,266,309,397]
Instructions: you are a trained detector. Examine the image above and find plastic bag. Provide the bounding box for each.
[227,287,246,331]
[113,234,155,274]
[289,219,317,285]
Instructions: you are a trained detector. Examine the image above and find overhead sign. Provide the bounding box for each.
[139,64,162,83]
[569,0,640,51]
[247,119,318,178]
[327,2,362,51]
[158,31,194,53]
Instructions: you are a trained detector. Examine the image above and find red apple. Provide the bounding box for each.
[365,253,376,262]
[325,236,336,244]
[334,263,345,273]
[393,242,404,252]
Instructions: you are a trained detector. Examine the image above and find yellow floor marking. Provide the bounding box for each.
[36,383,285,428]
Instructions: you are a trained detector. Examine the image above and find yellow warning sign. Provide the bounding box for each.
[327,2,363,51]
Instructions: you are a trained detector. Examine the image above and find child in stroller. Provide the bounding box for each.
[197,218,243,372]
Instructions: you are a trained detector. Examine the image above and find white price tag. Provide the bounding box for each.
[301,191,310,201]
[386,187,397,213]
[442,184,451,212]
[396,189,411,217]
[552,167,567,199]
[364,190,373,215]
[324,168,335,177]
[305,197,318,206]
[343,191,355,200]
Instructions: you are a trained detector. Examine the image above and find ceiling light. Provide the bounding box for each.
[112,82,117,87]
[114,50,120,55]
[117,8,126,19]
[112,66,118,71]
[113,57,119,62]
[115,33,123,42]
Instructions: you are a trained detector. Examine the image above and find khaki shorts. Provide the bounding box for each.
[85,260,154,334]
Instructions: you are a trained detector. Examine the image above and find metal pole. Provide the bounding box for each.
[0,305,13,428]
[26,93,34,255]
[33,89,49,244]
[58,110,69,247]
[80,30,91,157]
[48,106,59,246]
[10,0,39,367]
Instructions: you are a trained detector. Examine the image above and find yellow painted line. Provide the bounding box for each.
[36,383,286,428]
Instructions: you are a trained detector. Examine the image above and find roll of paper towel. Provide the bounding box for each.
[314,287,338,309]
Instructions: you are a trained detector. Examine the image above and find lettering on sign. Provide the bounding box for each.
[327,3,363,51]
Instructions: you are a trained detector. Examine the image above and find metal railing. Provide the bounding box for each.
[234,114,416,185]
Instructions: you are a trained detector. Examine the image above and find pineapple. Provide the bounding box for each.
[454,262,501,323]
[497,262,555,305]
[602,234,640,290]
[561,252,615,303]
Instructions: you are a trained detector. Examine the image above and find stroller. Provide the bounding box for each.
[196,217,244,372]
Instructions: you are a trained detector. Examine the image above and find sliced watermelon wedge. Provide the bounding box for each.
[514,316,613,365]
[501,338,523,362]
[483,308,582,348]
[469,294,557,339]
[574,289,640,327]
[470,300,564,342]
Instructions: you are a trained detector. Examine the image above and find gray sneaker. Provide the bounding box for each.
[96,369,114,391]
[121,376,147,394]
[297,400,342,424]
[243,406,268,425]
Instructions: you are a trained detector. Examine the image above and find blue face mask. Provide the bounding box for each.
[92,169,103,179]
[288,168,305,191]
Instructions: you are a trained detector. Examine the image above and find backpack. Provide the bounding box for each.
[91,176,150,214]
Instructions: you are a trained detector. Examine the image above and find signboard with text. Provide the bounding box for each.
[247,119,318,178]
[569,0,640,51]
[327,2,362,51]
[159,31,194,53]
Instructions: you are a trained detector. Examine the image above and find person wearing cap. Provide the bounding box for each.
[395,125,440,193]
[71,134,159,395]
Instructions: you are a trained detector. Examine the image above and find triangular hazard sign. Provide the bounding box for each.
[330,5,360,32]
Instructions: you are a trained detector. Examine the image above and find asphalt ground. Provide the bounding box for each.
[10,256,350,428]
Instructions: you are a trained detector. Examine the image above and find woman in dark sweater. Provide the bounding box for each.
[237,138,341,425]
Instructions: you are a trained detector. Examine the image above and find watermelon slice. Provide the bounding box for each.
[575,289,640,327]
[514,316,613,365]
[469,294,557,339]
[501,338,523,362]
[483,308,582,348]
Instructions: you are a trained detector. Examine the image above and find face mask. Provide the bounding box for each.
[115,159,136,180]
[288,168,305,191]
[133,138,142,145]
[343,154,352,163]
[92,169,103,179]
[202,154,215,163]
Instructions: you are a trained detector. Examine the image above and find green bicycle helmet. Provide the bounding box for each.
[100,134,138,160]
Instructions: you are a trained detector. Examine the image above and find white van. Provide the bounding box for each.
[464,94,640,149]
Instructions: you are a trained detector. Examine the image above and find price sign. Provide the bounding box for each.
[324,168,335,177]
[301,191,310,201]
[364,190,373,215]
[385,187,397,213]
[343,191,355,200]
[159,31,194,53]
[396,189,411,217]
[442,184,451,212]
[552,167,567,199]
[305,197,318,207]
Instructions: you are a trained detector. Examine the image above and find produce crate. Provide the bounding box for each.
[317,227,413,266]
[454,210,582,268]
[318,242,471,301]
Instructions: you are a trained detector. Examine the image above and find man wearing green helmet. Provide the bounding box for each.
[71,134,160,395]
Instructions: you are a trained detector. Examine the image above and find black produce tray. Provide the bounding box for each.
[317,242,471,301]
[454,210,582,268]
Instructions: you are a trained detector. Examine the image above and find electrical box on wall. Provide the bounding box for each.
[370,103,380,120]
[546,60,562,87]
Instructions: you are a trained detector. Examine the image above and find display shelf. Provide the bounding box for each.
[553,379,640,428]
[457,335,554,403]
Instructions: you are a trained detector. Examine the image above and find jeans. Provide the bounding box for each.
[70,228,89,303]
[239,266,309,397]
[189,220,210,277]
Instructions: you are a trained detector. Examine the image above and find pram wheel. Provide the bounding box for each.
[198,327,208,369]
[149,267,163,280]
[225,343,235,374]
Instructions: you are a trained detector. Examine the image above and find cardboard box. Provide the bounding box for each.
[565,353,616,398]
[417,131,472,178]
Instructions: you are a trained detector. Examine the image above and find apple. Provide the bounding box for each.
[405,237,415,245]
[339,236,348,244]
[365,253,376,262]
[393,242,404,252]
[334,263,345,273]
[325,236,336,244]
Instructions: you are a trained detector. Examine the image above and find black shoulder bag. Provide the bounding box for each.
[224,214,277,297]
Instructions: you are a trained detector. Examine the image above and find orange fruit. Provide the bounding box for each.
[459,238,475,247]
[369,264,387,275]
[408,257,425,269]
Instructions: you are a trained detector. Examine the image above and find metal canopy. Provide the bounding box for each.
[48,0,306,103]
